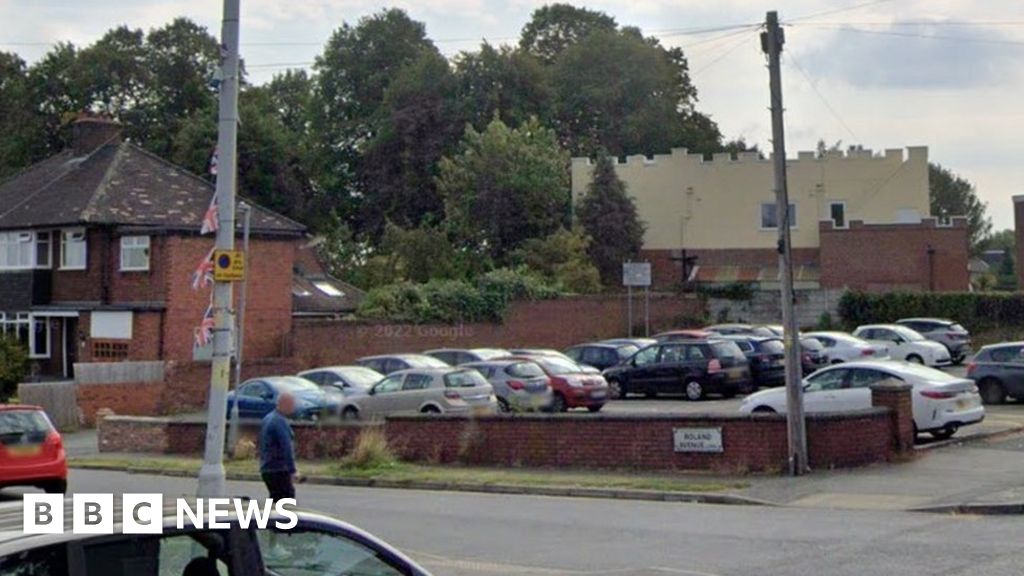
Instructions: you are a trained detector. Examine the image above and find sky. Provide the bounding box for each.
[2,0,1023,230]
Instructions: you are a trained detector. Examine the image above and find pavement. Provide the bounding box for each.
[20,469,1024,576]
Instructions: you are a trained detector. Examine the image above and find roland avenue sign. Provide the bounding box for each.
[672,427,724,453]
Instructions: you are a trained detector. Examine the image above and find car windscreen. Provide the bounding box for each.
[536,357,583,375]
[445,370,489,388]
[0,410,52,441]
[275,378,320,393]
[412,356,451,368]
[337,368,383,389]
[473,348,509,360]
[801,338,824,351]
[892,362,963,383]
[951,323,967,333]
[892,326,925,341]
[506,362,545,378]
[710,341,746,360]
[758,339,785,354]
[616,345,639,358]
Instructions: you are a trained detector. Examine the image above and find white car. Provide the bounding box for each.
[853,324,951,367]
[739,360,984,439]
[803,331,889,364]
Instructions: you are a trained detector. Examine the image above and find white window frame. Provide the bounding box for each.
[0,312,34,356]
[760,202,798,230]
[119,235,151,271]
[828,201,848,229]
[0,231,34,270]
[60,228,87,270]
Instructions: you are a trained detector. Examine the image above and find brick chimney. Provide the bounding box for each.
[71,116,122,156]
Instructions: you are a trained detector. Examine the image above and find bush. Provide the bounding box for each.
[0,337,28,402]
[837,291,1024,332]
[339,427,397,470]
[477,267,560,302]
[698,283,755,301]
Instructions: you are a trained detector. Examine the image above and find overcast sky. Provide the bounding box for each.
[3,0,1023,230]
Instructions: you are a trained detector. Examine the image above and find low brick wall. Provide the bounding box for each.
[78,382,165,427]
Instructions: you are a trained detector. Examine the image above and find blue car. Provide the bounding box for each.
[227,376,341,421]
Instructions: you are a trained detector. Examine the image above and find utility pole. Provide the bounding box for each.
[762,11,807,476]
[226,202,251,458]
[197,0,240,497]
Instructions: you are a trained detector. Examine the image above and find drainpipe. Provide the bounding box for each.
[927,244,936,292]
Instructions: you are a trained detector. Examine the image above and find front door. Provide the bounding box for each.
[64,317,78,379]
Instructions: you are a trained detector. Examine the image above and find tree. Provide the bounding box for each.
[981,229,1015,253]
[929,163,991,255]
[0,52,49,178]
[576,150,646,285]
[514,228,601,293]
[453,43,550,131]
[0,336,27,402]
[519,4,617,64]
[379,222,461,283]
[438,117,570,263]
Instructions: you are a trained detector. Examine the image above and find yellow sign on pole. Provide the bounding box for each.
[213,249,245,282]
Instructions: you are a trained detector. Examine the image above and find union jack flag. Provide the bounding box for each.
[194,303,215,348]
[200,194,218,235]
[191,247,215,290]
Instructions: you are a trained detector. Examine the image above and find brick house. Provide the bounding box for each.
[0,117,359,380]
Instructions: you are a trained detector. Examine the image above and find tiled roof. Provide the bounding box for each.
[0,142,304,235]
[291,242,365,316]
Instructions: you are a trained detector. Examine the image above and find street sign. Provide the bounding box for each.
[673,427,723,453]
[213,249,245,282]
[622,262,652,287]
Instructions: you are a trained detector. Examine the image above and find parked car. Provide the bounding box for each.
[704,323,777,336]
[853,324,952,367]
[654,329,714,342]
[602,339,751,401]
[803,331,889,364]
[565,342,639,371]
[340,367,497,419]
[601,337,659,349]
[297,365,384,397]
[967,342,1024,404]
[227,376,340,421]
[0,498,432,575]
[0,405,67,494]
[506,355,609,412]
[424,348,511,365]
[896,318,972,364]
[739,360,984,439]
[356,353,450,374]
[720,335,786,388]
[800,337,829,375]
[508,349,602,374]
[463,359,553,412]
[758,324,785,337]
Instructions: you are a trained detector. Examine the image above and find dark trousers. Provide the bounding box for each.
[261,471,295,501]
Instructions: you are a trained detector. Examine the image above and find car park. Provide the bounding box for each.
[603,339,751,401]
[507,355,609,412]
[853,324,952,367]
[356,353,450,374]
[601,337,658,348]
[720,335,786,388]
[800,337,829,375]
[653,329,714,341]
[565,342,639,371]
[340,367,497,419]
[297,365,384,397]
[0,405,67,494]
[463,359,553,412]
[967,342,1024,404]
[227,376,340,421]
[803,331,889,363]
[705,323,776,336]
[896,318,972,364]
[424,347,511,365]
[740,360,984,439]
[509,349,602,373]
[0,498,432,575]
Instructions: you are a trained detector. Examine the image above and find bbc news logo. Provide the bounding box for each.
[23,494,298,534]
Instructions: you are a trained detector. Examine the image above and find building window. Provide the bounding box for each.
[60,229,87,270]
[0,231,33,269]
[120,235,150,271]
[312,280,345,297]
[31,316,49,359]
[0,312,30,351]
[760,203,797,230]
[92,340,130,361]
[829,201,847,228]
[35,231,51,268]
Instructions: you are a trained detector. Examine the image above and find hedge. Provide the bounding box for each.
[838,291,1024,332]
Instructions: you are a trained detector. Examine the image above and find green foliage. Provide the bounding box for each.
[837,291,1024,333]
[576,150,645,285]
[816,311,836,331]
[513,228,601,294]
[379,222,462,284]
[0,336,28,402]
[438,117,570,263]
[477,267,560,302]
[519,4,618,64]
[929,163,991,255]
[698,283,755,301]
[453,43,550,132]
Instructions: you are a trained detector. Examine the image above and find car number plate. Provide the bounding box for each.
[6,445,41,457]
[590,390,607,399]
[473,406,492,416]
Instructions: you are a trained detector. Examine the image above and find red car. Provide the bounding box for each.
[654,329,714,342]
[504,355,609,412]
[0,405,67,494]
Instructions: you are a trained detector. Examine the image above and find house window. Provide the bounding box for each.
[0,231,33,269]
[60,229,87,270]
[0,312,30,351]
[35,231,51,268]
[120,235,150,271]
[760,203,797,230]
[31,316,49,359]
[829,202,847,228]
[92,340,130,361]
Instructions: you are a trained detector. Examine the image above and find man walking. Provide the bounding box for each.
[260,392,298,500]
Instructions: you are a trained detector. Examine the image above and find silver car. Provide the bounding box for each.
[297,365,384,397]
[424,348,511,365]
[463,359,553,412]
[356,353,450,374]
[803,331,891,364]
[896,318,972,364]
[340,367,498,419]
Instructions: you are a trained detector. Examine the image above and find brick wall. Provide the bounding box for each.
[291,295,704,368]
[820,218,969,292]
[642,248,820,287]
[77,382,164,426]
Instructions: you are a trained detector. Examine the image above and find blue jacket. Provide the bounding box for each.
[259,410,296,474]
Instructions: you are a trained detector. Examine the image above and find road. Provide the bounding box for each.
[48,469,1024,576]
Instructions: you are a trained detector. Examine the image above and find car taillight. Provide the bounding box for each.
[861,348,874,356]
[966,361,977,376]
[708,359,722,374]
[45,431,63,452]
[443,390,461,400]
[507,380,526,390]
[920,390,957,399]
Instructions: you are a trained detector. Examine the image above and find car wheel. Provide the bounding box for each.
[42,480,67,494]
[979,378,1007,405]
[497,398,512,413]
[930,425,958,440]
[421,405,441,414]
[752,406,776,414]
[684,380,705,401]
[587,405,603,413]
[906,354,924,364]
[607,379,624,400]
[550,393,568,413]
[341,406,359,421]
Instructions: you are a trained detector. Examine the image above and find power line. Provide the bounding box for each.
[783,53,858,142]
[801,20,1024,28]
[786,0,899,23]
[691,30,759,78]
[797,24,1024,47]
